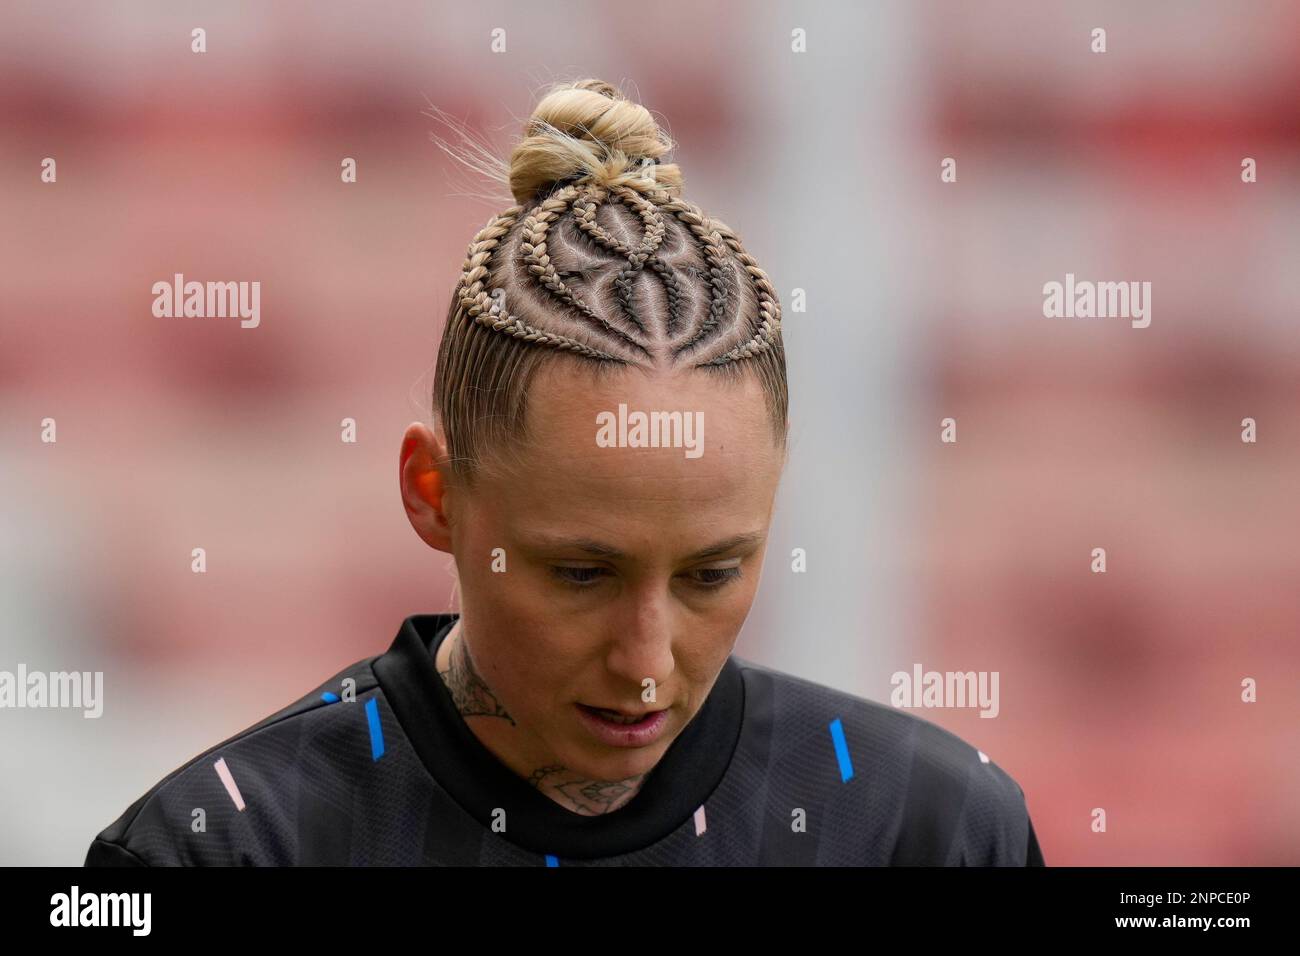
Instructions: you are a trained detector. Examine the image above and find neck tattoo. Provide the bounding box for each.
[437,624,515,725]
[436,627,649,815]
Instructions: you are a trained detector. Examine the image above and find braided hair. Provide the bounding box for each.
[433,78,787,484]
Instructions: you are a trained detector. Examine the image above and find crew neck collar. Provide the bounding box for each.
[372,613,746,860]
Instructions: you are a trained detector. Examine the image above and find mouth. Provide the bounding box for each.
[576,703,665,725]
[574,702,672,747]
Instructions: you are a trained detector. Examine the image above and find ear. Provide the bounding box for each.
[399,421,454,553]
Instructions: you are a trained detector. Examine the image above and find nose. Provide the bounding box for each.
[604,584,676,704]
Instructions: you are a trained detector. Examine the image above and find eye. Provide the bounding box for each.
[684,566,742,589]
[550,564,742,591]
[550,565,608,588]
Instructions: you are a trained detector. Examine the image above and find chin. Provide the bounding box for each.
[572,736,668,780]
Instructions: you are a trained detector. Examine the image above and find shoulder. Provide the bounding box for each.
[730,654,1043,865]
[84,652,384,867]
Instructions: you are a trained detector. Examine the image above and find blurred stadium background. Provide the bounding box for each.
[1,0,1297,865]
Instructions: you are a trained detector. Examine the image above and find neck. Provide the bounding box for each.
[434,621,648,815]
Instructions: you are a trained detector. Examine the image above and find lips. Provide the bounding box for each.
[574,702,671,747]
[578,703,663,724]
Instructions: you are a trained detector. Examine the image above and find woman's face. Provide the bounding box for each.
[407,362,786,785]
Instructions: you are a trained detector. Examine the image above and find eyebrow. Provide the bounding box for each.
[522,530,767,561]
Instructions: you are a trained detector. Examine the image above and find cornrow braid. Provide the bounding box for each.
[571,184,670,337]
[652,190,739,361]
[517,184,649,358]
[691,215,783,366]
[571,185,695,336]
[455,201,625,362]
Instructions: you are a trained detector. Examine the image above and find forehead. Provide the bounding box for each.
[475,361,782,545]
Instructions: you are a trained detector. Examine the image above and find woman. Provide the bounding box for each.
[85,79,1043,866]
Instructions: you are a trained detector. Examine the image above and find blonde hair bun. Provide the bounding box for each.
[508,78,683,205]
